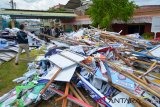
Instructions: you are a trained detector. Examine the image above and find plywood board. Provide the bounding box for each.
[40,64,77,82]
[48,51,85,69]
[149,45,160,57]
[0,53,12,61]
[2,52,16,58]
[8,47,19,53]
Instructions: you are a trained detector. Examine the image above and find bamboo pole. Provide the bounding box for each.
[142,77,148,84]
[99,65,154,107]
[100,67,153,107]
[40,68,62,94]
[113,49,136,70]
[67,91,73,107]
[96,68,154,107]
[147,46,160,56]
[130,59,160,68]
[69,85,83,101]
[111,84,154,107]
[139,61,157,78]
[100,32,148,47]
[134,69,160,80]
[96,103,100,107]
[59,53,94,72]
[71,82,90,105]
[40,33,86,45]
[62,83,70,107]
[107,61,160,98]
[100,34,135,48]
[55,95,67,103]
[51,88,92,107]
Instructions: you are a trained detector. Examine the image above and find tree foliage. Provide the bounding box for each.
[48,7,74,13]
[87,0,137,28]
[48,7,66,12]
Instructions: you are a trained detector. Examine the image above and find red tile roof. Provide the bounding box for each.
[134,5,160,16]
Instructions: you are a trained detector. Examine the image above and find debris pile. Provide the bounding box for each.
[0,28,42,64]
[0,28,160,107]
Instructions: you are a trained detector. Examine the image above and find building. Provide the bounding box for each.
[112,5,160,37]
[61,0,92,31]
[62,0,160,38]
[52,3,64,9]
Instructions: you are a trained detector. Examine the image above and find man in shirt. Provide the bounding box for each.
[15,24,30,65]
[55,24,60,38]
[51,26,56,37]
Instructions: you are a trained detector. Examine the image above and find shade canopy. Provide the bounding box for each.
[0,9,77,19]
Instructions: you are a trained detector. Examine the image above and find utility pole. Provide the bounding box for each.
[9,0,16,9]
[14,2,16,9]
[10,0,14,9]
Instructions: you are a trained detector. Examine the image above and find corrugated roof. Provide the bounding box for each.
[112,5,160,24]
[113,16,152,24]
[134,5,160,16]
[0,9,77,19]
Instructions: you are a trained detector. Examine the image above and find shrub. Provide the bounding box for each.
[142,33,154,40]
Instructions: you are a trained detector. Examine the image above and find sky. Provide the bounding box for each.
[0,0,69,10]
[131,0,160,6]
[0,0,160,10]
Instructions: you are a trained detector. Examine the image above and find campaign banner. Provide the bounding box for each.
[110,68,135,90]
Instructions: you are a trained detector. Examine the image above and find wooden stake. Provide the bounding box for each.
[103,71,154,107]
[55,95,67,103]
[51,88,92,107]
[111,84,154,107]
[132,59,160,68]
[139,61,157,78]
[69,85,83,101]
[40,68,62,94]
[134,70,160,80]
[62,83,69,107]
[142,77,148,84]
[107,61,160,98]
[59,53,94,72]
[96,103,99,107]
[71,82,90,105]
[113,49,136,70]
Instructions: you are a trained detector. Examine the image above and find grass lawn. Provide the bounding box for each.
[0,48,60,106]
[0,49,44,96]
[0,48,96,107]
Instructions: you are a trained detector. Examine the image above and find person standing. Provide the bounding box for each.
[59,26,64,36]
[15,24,30,65]
[55,25,60,38]
[51,26,56,37]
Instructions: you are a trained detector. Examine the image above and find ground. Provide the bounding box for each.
[0,49,43,96]
[0,49,54,106]
[0,49,96,107]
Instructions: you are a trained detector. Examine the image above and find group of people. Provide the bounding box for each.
[15,24,64,65]
[40,25,63,38]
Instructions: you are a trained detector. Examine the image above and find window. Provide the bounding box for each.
[128,25,145,35]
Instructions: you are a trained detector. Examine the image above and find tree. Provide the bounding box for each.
[48,7,66,12]
[87,0,137,28]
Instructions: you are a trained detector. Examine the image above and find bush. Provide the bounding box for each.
[142,33,154,40]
